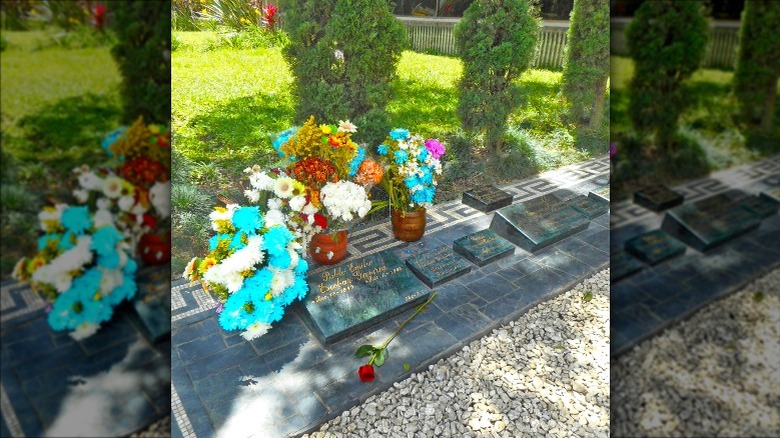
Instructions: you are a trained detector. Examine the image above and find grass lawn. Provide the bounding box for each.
[610,56,779,201]
[0,30,121,278]
[171,31,609,276]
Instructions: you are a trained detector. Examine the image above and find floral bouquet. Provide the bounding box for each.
[182,204,309,340]
[376,128,445,213]
[12,204,138,340]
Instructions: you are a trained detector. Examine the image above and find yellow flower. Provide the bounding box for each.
[320,124,332,135]
[199,257,217,273]
[265,292,273,301]
[201,8,208,15]
[93,291,102,301]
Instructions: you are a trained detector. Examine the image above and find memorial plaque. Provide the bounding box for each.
[589,186,610,203]
[406,246,472,288]
[634,185,684,212]
[565,194,609,219]
[661,193,761,252]
[739,195,779,218]
[760,187,780,205]
[462,185,513,212]
[300,251,429,344]
[489,196,590,252]
[624,229,686,266]
[453,229,515,267]
[130,267,171,343]
[610,247,644,282]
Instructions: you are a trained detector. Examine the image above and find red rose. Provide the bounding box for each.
[313,213,327,229]
[358,364,375,382]
[142,214,156,229]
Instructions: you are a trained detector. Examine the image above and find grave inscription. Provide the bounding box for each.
[462,185,513,212]
[406,246,472,288]
[453,229,515,266]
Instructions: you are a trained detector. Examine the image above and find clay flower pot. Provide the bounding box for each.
[309,230,348,265]
[138,232,171,265]
[391,207,426,242]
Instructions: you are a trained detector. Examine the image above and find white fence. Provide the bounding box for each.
[398,16,572,70]
[610,18,742,70]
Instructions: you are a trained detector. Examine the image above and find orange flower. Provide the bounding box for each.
[356,158,384,186]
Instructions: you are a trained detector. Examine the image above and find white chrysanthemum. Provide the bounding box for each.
[182,257,198,280]
[209,204,238,225]
[302,203,318,216]
[93,209,114,228]
[270,268,294,296]
[273,177,295,199]
[150,181,171,219]
[398,140,408,150]
[38,204,67,231]
[130,202,149,218]
[320,181,371,223]
[288,195,306,212]
[78,171,103,191]
[244,189,260,203]
[73,189,89,203]
[96,198,111,211]
[287,248,300,269]
[241,322,271,340]
[102,176,124,199]
[202,235,264,292]
[249,171,275,191]
[118,195,135,212]
[338,120,357,133]
[267,197,283,211]
[264,209,286,228]
[117,248,128,269]
[33,235,93,292]
[70,323,100,340]
[99,267,123,296]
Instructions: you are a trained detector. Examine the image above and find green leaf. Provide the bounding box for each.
[754,292,764,302]
[554,345,564,350]
[355,344,375,358]
[403,363,410,371]
[374,347,388,367]
[583,292,593,302]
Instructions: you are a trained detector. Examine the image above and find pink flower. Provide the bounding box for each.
[424,139,446,160]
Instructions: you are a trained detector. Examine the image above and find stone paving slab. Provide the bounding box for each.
[0,267,171,437]
[610,154,780,357]
[170,156,609,438]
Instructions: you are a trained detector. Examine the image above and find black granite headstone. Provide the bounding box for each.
[760,187,780,205]
[739,195,779,218]
[489,194,590,252]
[406,246,472,288]
[634,185,684,212]
[624,229,686,266]
[130,267,171,343]
[565,194,609,219]
[300,250,429,344]
[589,186,610,203]
[610,247,644,282]
[453,229,515,267]
[462,185,513,212]
[661,192,762,252]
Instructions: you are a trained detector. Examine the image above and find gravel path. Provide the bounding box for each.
[612,267,780,437]
[128,415,170,438]
[303,269,610,437]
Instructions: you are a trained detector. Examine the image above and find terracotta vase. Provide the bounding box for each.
[391,207,426,242]
[138,232,171,265]
[308,230,348,265]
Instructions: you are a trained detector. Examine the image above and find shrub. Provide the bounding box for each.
[0,34,7,51]
[110,1,171,126]
[561,0,609,131]
[282,0,407,146]
[626,1,708,151]
[454,0,539,153]
[733,0,780,135]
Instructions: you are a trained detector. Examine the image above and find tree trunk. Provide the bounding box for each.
[588,75,609,131]
[760,76,778,132]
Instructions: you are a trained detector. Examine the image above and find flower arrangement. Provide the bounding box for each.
[12,204,138,340]
[182,204,309,340]
[375,128,445,213]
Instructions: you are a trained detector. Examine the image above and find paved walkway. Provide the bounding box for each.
[171,156,610,438]
[0,267,171,437]
[610,154,780,357]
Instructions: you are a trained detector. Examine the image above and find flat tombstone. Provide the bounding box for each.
[589,186,610,203]
[634,185,684,212]
[489,196,590,252]
[760,186,780,205]
[131,267,171,343]
[610,246,644,282]
[624,229,686,266]
[300,250,428,344]
[565,194,609,219]
[462,185,513,212]
[739,194,779,218]
[406,246,472,288]
[661,192,761,252]
[453,229,515,267]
